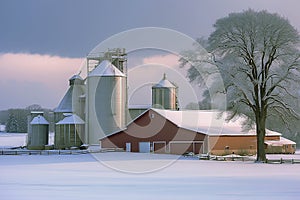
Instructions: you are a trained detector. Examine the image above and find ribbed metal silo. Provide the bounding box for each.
[27,115,49,150]
[54,75,85,147]
[152,73,178,110]
[55,114,85,149]
[27,111,44,146]
[86,60,127,145]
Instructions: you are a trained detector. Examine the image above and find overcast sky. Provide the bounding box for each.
[0,0,299,110]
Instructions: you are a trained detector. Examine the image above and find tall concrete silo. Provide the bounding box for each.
[86,60,127,145]
[27,115,49,150]
[152,73,178,110]
[55,114,85,149]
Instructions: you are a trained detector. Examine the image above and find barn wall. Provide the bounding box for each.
[209,135,257,155]
[265,144,296,154]
[209,135,281,155]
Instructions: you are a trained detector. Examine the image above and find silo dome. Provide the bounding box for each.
[88,60,126,77]
[69,75,84,85]
[152,73,178,110]
[153,73,177,88]
[86,60,127,145]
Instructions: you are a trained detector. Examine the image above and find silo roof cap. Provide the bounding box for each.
[153,73,176,88]
[69,74,84,85]
[56,114,85,125]
[88,60,125,77]
[69,75,83,81]
[30,115,49,125]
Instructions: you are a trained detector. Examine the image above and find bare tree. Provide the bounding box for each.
[182,10,300,162]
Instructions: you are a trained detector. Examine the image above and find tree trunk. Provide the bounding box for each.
[256,112,267,162]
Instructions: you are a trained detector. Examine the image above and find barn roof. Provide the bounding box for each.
[152,108,281,136]
[265,137,296,146]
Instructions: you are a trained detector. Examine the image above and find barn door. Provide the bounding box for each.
[139,142,151,153]
[126,143,131,152]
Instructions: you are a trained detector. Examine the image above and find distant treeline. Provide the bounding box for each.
[0,104,54,133]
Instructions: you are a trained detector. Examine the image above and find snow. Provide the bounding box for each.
[265,137,296,146]
[152,108,281,136]
[30,115,49,125]
[1,133,300,199]
[56,114,85,125]
[69,74,83,81]
[153,74,177,88]
[1,152,300,200]
[0,124,5,132]
[0,133,27,148]
[0,132,54,148]
[88,60,125,77]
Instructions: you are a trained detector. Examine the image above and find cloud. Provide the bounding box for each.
[142,54,180,68]
[0,53,83,109]
[0,52,202,110]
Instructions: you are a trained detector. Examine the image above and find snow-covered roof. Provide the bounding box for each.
[30,111,44,114]
[129,104,151,109]
[54,84,85,113]
[30,115,49,125]
[265,137,296,146]
[88,60,125,77]
[152,73,176,88]
[152,108,281,136]
[56,114,85,125]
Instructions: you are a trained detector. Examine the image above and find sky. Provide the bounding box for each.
[0,0,300,110]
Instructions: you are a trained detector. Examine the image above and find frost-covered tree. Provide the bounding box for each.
[6,112,19,133]
[181,10,300,162]
[6,109,29,133]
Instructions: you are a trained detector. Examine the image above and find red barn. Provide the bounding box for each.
[100,108,296,155]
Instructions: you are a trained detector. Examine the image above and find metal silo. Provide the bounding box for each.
[54,75,85,147]
[27,115,49,150]
[27,111,44,147]
[55,114,85,149]
[86,60,127,145]
[152,73,178,110]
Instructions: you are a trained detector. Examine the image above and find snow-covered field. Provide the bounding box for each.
[0,152,300,200]
[1,133,300,199]
[0,133,27,148]
[0,132,54,148]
